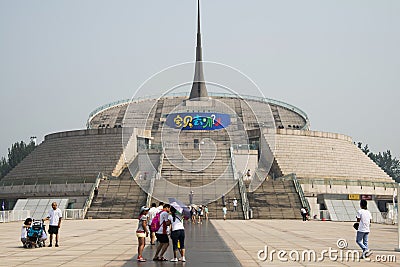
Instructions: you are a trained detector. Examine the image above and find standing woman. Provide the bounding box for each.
[169,206,186,262]
[190,206,197,224]
[136,206,150,262]
[197,205,204,224]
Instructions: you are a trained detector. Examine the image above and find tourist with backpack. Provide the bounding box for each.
[152,203,171,261]
[148,203,158,245]
[136,206,149,262]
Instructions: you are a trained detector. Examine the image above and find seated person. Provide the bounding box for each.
[21,218,32,247]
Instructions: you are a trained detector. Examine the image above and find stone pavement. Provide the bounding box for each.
[0,219,399,266]
[0,219,239,267]
[213,220,400,266]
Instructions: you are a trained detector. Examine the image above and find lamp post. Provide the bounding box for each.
[396,183,400,252]
[30,136,37,146]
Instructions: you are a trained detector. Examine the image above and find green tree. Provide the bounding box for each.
[0,157,11,178]
[357,142,400,182]
[357,142,370,155]
[0,140,36,179]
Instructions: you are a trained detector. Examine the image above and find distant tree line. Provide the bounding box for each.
[357,142,400,183]
[0,140,36,179]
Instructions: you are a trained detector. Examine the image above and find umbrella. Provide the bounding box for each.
[170,202,183,214]
[169,198,191,219]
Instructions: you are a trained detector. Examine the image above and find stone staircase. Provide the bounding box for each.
[86,168,147,219]
[206,184,244,220]
[247,177,303,219]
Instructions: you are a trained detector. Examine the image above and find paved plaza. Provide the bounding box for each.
[0,219,398,266]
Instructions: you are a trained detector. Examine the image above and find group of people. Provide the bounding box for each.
[300,207,309,221]
[190,205,208,224]
[136,202,186,262]
[20,201,63,248]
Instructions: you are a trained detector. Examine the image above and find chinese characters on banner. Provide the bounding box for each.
[166,113,231,130]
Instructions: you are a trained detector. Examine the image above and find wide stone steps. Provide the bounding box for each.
[86,179,146,219]
[248,178,303,219]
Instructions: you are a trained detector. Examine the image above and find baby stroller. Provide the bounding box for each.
[26,220,47,248]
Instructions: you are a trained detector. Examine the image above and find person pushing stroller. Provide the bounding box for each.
[21,218,47,248]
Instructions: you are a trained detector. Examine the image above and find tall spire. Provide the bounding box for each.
[189,0,208,101]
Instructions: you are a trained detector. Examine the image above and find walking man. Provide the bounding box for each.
[153,204,171,261]
[45,202,62,247]
[189,191,194,205]
[233,198,238,212]
[222,205,227,220]
[356,199,373,259]
[300,207,307,221]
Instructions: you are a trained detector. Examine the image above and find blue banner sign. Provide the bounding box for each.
[166,112,231,130]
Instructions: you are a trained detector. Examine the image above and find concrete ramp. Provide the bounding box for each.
[325,199,383,222]
[13,198,68,220]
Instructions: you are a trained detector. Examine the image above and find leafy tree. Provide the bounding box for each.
[357,142,400,182]
[0,157,11,178]
[357,142,370,155]
[0,140,36,179]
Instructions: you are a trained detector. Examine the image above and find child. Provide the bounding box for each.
[222,205,227,220]
[136,206,149,262]
[21,218,32,247]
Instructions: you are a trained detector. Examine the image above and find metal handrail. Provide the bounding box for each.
[82,172,103,219]
[290,173,311,214]
[146,150,164,207]
[230,147,250,220]
[298,177,397,188]
[86,91,310,129]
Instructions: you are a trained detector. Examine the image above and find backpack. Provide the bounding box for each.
[150,211,162,232]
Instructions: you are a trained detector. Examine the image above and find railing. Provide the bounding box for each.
[146,150,164,207]
[0,183,93,194]
[230,147,250,220]
[86,91,310,130]
[138,143,163,151]
[289,173,311,214]
[0,210,31,223]
[298,177,398,188]
[231,144,258,150]
[319,210,398,225]
[319,210,331,221]
[82,172,103,219]
[63,209,85,220]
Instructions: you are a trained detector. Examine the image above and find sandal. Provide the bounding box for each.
[137,256,146,262]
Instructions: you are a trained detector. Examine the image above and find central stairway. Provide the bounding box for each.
[247,177,303,219]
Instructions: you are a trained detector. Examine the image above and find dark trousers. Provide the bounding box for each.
[171,229,185,251]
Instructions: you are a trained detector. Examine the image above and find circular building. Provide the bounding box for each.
[0,1,395,221]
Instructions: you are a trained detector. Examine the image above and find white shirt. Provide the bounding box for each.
[148,207,158,224]
[223,207,227,214]
[21,225,28,239]
[233,199,238,206]
[168,214,184,232]
[357,209,372,233]
[156,211,170,235]
[48,208,63,226]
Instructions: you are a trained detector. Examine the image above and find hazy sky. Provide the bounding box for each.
[0,0,399,159]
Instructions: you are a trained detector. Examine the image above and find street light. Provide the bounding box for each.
[396,183,400,252]
[30,136,37,146]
